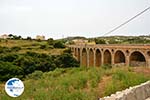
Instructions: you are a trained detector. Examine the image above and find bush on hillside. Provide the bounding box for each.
[26,70,43,80]
[63,48,72,54]
[47,38,54,45]
[26,36,32,40]
[53,41,65,48]
[54,53,79,68]
[14,52,56,73]
[14,56,36,75]
[0,51,78,81]
[40,44,47,49]
[0,46,11,53]
[0,53,19,62]
[95,38,106,44]
[11,46,21,51]
[0,61,23,81]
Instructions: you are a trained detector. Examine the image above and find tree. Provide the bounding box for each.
[0,46,11,53]
[18,35,22,39]
[0,61,23,81]
[11,46,21,51]
[40,45,47,49]
[14,56,36,75]
[47,38,54,45]
[27,36,32,40]
[8,34,13,38]
[54,53,79,68]
[12,35,18,39]
[95,38,106,44]
[63,48,72,54]
[0,53,19,62]
[53,41,65,48]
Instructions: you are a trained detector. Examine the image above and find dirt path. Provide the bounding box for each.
[97,76,112,98]
[132,67,150,76]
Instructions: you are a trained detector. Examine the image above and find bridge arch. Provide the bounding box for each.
[95,49,102,67]
[114,50,125,64]
[82,48,87,67]
[130,51,146,67]
[104,49,112,65]
[89,48,94,67]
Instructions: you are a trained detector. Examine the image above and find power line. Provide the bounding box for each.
[103,6,150,36]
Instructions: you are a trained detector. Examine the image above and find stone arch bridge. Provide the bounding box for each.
[69,44,150,67]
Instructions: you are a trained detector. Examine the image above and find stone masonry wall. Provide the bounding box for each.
[100,81,150,100]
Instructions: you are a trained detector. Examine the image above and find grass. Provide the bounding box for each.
[104,68,149,96]
[0,40,46,47]
[0,67,150,100]
[0,39,65,55]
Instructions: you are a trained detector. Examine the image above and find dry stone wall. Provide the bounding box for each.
[100,81,150,100]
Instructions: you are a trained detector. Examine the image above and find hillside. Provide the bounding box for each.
[62,35,150,44]
[0,39,65,55]
[0,39,80,82]
[90,35,150,44]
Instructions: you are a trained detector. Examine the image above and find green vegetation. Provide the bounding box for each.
[0,61,23,81]
[0,67,150,100]
[92,36,150,44]
[0,52,79,81]
[104,68,149,96]
[58,35,150,44]
[0,38,65,54]
[0,37,79,81]
[53,41,65,48]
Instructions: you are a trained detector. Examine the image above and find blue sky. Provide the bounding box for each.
[0,0,149,39]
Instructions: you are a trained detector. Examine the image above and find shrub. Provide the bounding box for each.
[30,52,56,70]
[48,45,54,49]
[47,38,54,45]
[36,39,41,42]
[26,36,32,40]
[0,46,11,53]
[53,41,65,48]
[95,38,106,44]
[0,53,19,62]
[27,70,43,80]
[40,45,47,49]
[31,43,39,46]
[63,48,72,54]
[11,46,21,51]
[14,56,36,75]
[54,53,79,68]
[0,61,23,81]
[25,51,39,57]
[27,47,32,50]
[46,68,67,78]
[101,64,112,70]
[104,69,150,96]
[36,59,56,72]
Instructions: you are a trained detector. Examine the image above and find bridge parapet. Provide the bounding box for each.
[69,44,150,49]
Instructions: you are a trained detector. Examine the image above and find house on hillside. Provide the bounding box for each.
[36,35,45,40]
[0,34,10,39]
[72,39,88,45]
[87,41,96,45]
